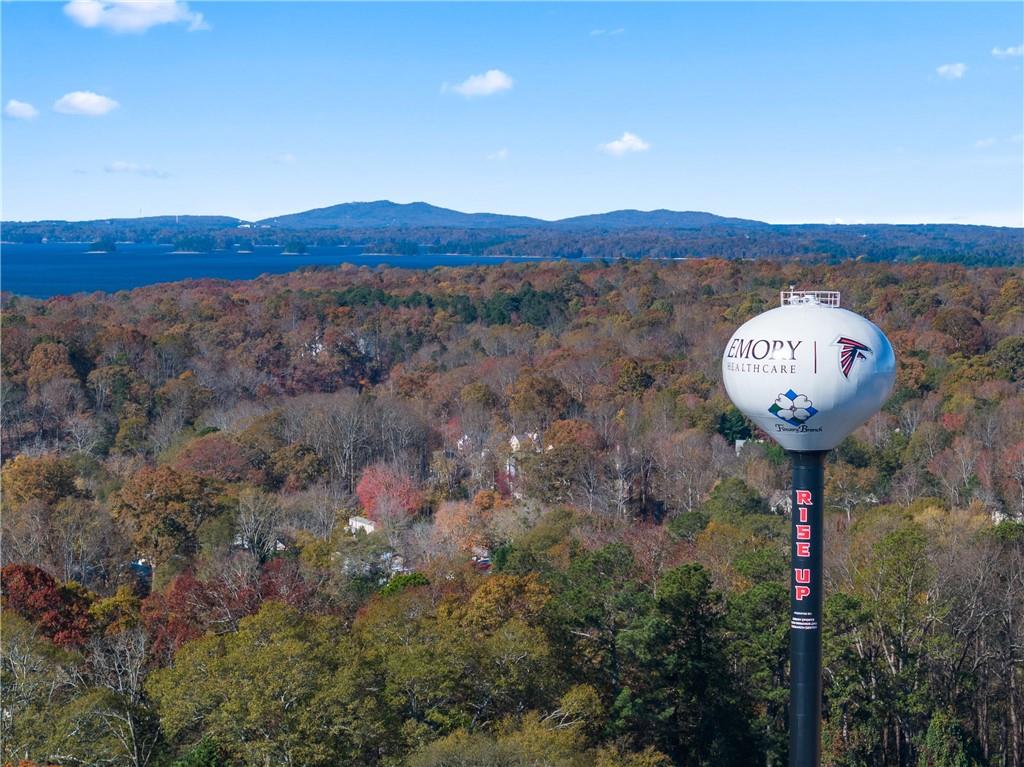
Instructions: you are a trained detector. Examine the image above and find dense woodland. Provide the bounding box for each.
[1,258,1023,767]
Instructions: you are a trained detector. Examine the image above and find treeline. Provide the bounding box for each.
[1,259,1023,766]
[4,220,1022,265]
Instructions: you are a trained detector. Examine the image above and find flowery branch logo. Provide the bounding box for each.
[769,390,818,426]
[836,336,871,378]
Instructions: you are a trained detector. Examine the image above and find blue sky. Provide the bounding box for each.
[3,1,1022,225]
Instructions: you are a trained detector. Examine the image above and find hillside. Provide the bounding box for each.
[554,208,767,229]
[259,202,768,231]
[258,200,546,229]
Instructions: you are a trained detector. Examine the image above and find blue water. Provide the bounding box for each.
[1,243,577,299]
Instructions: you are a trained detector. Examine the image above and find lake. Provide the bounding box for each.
[0,243,583,299]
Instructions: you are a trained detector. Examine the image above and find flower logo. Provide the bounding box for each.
[769,390,818,426]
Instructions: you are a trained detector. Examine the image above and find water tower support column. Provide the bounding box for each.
[789,449,827,767]
[721,290,895,766]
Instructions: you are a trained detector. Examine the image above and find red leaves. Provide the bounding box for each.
[259,558,315,609]
[356,463,423,522]
[142,559,316,661]
[0,564,93,648]
[173,433,252,483]
[141,572,206,660]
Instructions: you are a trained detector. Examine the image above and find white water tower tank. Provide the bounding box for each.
[721,291,896,452]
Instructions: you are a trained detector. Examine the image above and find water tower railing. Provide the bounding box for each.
[780,290,841,307]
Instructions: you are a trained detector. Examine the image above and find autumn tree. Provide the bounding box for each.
[110,466,223,569]
[0,564,94,648]
[523,419,606,511]
[1,453,80,511]
[26,342,77,392]
[931,307,986,355]
[355,463,422,522]
[140,573,208,662]
[431,500,489,554]
[173,433,251,483]
[509,372,573,432]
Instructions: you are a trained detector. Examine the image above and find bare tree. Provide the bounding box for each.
[39,630,159,767]
[65,413,103,455]
[236,488,282,563]
[652,429,731,515]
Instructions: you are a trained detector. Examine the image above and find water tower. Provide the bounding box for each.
[722,290,896,767]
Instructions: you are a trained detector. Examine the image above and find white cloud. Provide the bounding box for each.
[599,131,650,156]
[276,152,297,164]
[4,99,39,119]
[936,63,967,80]
[444,69,514,98]
[591,28,625,36]
[105,161,168,178]
[890,209,1024,226]
[487,148,509,161]
[974,137,996,149]
[992,44,1023,58]
[64,0,208,33]
[54,91,120,115]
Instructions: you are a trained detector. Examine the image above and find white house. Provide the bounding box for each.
[506,432,541,498]
[769,491,792,515]
[347,516,376,535]
[507,432,540,475]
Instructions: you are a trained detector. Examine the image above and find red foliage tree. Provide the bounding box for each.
[259,558,314,610]
[173,432,252,483]
[142,560,315,661]
[140,572,209,661]
[0,563,93,648]
[355,463,423,522]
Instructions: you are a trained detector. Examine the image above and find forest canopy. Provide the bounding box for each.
[1,258,1023,767]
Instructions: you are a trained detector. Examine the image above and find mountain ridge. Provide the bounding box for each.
[6,200,1021,231]
[5,201,770,231]
[258,200,545,229]
[257,200,768,230]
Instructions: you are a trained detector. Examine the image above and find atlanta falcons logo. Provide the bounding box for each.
[836,337,872,378]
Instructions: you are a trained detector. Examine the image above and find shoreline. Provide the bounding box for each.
[1,250,595,300]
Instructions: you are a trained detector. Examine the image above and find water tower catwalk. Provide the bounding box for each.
[722,291,895,767]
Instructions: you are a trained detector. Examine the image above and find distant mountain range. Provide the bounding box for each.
[11,214,243,229]
[7,201,775,232]
[260,201,546,229]
[256,200,769,230]
[7,200,1023,232]
[4,200,1021,266]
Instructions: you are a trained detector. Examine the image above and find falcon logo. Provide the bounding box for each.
[836,337,871,378]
